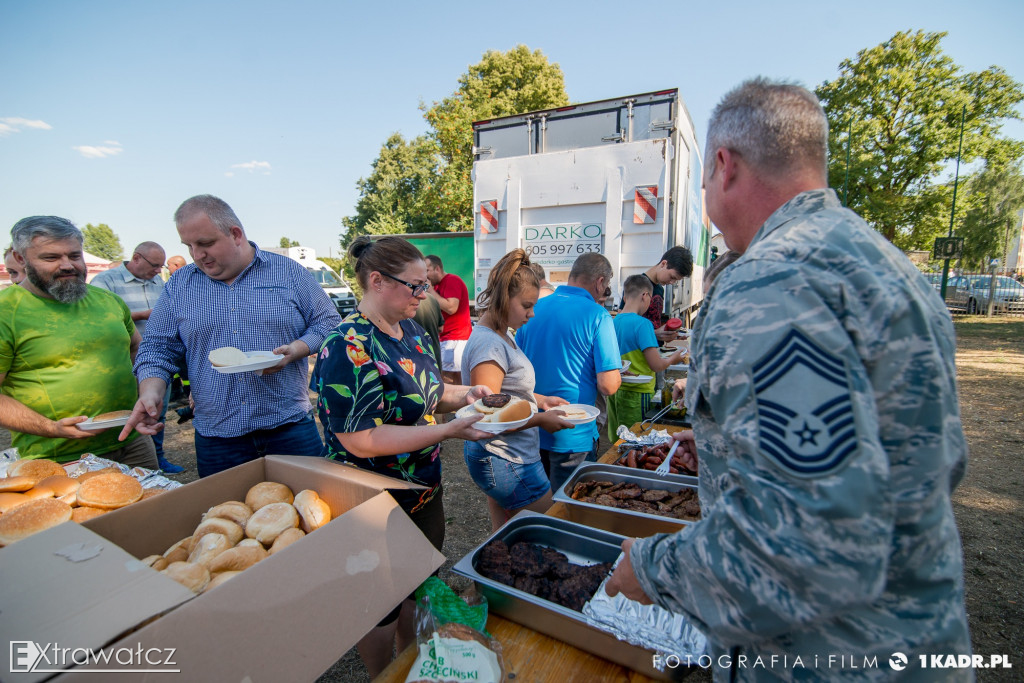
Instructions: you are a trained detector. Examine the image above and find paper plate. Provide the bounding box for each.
[621,374,653,385]
[212,352,285,374]
[79,415,131,431]
[456,402,537,434]
[619,360,631,374]
[549,404,600,425]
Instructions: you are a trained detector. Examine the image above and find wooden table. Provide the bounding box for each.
[374,424,689,683]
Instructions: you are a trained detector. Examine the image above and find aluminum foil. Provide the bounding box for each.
[615,425,672,450]
[64,453,182,490]
[583,552,707,670]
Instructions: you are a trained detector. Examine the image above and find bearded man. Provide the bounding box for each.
[0,216,157,467]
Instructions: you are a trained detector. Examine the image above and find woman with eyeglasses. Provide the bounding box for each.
[310,235,492,677]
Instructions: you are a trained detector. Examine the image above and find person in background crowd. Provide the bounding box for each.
[0,216,157,468]
[517,252,621,493]
[530,262,556,298]
[701,248,741,292]
[91,241,183,473]
[166,254,187,275]
[463,249,574,531]
[4,246,25,285]
[311,235,493,677]
[425,254,471,384]
[606,78,971,680]
[607,274,687,440]
[412,287,444,369]
[123,194,341,477]
[621,246,693,343]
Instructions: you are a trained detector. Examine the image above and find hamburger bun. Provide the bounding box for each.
[245,482,294,511]
[202,570,241,593]
[7,458,65,483]
[188,532,233,567]
[206,545,268,573]
[0,476,37,493]
[71,507,108,523]
[0,492,30,514]
[22,486,56,501]
[482,397,532,423]
[293,490,332,533]
[237,538,264,549]
[245,502,300,545]
[0,498,73,545]
[76,467,122,482]
[76,472,143,509]
[208,346,249,367]
[35,475,80,498]
[473,393,512,414]
[203,501,253,528]
[161,562,210,593]
[140,488,166,501]
[91,410,133,422]
[141,555,169,571]
[268,527,305,555]
[163,536,192,558]
[192,517,244,547]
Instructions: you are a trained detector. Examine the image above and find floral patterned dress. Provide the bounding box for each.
[311,311,444,512]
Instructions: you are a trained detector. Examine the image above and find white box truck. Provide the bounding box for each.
[266,246,358,316]
[471,88,710,321]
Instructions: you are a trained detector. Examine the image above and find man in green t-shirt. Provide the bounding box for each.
[0,216,158,467]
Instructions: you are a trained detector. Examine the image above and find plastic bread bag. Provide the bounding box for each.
[404,577,506,683]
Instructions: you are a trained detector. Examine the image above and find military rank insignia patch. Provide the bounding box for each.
[752,329,856,476]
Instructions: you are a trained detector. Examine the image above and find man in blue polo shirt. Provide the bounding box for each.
[517,253,622,493]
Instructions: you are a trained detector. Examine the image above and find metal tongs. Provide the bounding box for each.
[639,398,682,433]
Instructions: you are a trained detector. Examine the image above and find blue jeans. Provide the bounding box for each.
[540,439,599,495]
[464,442,551,511]
[194,415,324,478]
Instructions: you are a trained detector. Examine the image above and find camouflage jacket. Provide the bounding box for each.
[631,189,972,681]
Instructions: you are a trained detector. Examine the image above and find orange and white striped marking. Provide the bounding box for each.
[634,186,658,224]
[479,200,498,234]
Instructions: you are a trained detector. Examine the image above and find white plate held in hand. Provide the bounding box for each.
[212,351,285,374]
[549,404,600,425]
[455,402,537,434]
[621,374,653,385]
[78,415,131,431]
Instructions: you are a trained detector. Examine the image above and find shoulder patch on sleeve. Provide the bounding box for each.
[752,329,856,477]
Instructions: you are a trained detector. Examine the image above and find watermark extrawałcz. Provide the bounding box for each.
[10,641,179,674]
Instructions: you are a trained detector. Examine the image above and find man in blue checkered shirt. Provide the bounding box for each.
[122,195,342,477]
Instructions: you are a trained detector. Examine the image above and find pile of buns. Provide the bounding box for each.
[148,481,331,594]
[0,459,167,546]
[471,393,532,423]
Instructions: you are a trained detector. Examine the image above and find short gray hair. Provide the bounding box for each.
[705,77,828,179]
[568,252,612,284]
[173,195,244,236]
[11,216,83,253]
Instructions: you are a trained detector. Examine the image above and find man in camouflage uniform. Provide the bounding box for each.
[606,79,971,680]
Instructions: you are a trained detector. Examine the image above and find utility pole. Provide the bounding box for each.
[940,105,966,302]
[843,119,852,207]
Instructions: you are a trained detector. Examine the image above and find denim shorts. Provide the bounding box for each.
[464,441,551,511]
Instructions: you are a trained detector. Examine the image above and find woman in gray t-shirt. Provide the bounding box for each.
[462,250,574,531]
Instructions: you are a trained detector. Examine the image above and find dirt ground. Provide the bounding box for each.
[2,317,1020,681]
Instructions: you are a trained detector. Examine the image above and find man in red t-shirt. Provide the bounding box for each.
[425,255,471,383]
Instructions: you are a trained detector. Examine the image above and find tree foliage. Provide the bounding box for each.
[278,237,300,248]
[340,45,569,247]
[816,30,1023,250]
[82,223,123,261]
[956,161,1024,269]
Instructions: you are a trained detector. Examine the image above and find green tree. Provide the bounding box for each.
[278,237,300,248]
[421,45,569,231]
[82,223,123,261]
[956,160,1024,270]
[817,30,1023,250]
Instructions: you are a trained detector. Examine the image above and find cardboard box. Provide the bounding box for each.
[0,455,445,682]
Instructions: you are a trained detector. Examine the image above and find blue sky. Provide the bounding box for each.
[2,0,1022,262]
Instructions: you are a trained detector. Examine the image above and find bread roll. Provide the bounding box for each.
[35,475,80,497]
[22,486,56,501]
[202,570,241,593]
[76,472,143,509]
[0,498,73,545]
[187,532,232,568]
[208,346,248,366]
[161,562,210,593]
[473,393,512,414]
[164,536,192,559]
[141,555,169,571]
[245,482,294,511]
[71,507,107,523]
[140,488,166,501]
[245,502,299,544]
[58,491,78,506]
[485,397,532,423]
[206,545,268,573]
[203,501,253,528]
[192,517,244,547]
[163,546,189,564]
[8,458,65,483]
[268,527,305,555]
[237,538,264,549]
[0,476,35,493]
[0,492,30,514]
[293,490,331,533]
[77,467,121,482]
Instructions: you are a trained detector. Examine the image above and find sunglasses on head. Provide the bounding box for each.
[381,272,430,296]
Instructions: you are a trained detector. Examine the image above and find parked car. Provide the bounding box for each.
[945,275,1024,314]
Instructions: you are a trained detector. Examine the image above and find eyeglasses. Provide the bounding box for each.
[381,272,430,296]
[134,252,165,269]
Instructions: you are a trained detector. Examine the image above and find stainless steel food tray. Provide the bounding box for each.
[552,463,700,537]
[452,512,678,680]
